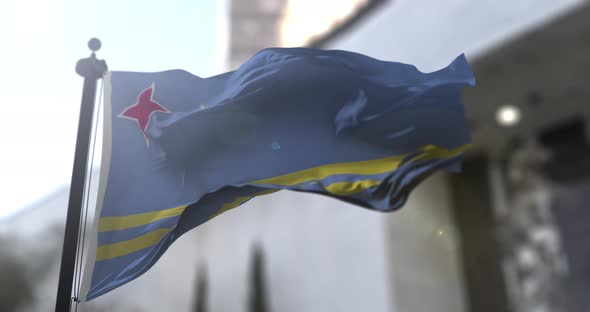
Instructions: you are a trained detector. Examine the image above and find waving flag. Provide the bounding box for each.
[81,48,475,300]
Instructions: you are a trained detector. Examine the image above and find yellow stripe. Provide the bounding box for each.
[253,144,470,187]
[96,228,173,261]
[98,205,188,232]
[325,179,381,196]
[95,144,470,261]
[253,155,405,186]
[97,190,278,260]
[210,189,278,219]
[97,144,469,233]
[322,144,470,196]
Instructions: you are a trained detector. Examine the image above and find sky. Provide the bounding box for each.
[0,0,218,219]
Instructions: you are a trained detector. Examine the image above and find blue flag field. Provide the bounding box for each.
[80,48,475,300]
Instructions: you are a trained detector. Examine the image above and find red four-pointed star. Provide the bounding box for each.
[120,85,168,142]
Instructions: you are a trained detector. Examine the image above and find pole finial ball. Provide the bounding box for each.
[88,38,101,52]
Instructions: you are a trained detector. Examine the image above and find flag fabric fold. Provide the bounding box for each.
[82,48,475,300]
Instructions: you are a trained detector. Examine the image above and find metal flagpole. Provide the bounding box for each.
[55,38,108,312]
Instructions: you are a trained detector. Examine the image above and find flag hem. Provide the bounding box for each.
[80,71,114,302]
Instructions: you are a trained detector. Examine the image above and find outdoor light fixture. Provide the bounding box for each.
[496,105,521,127]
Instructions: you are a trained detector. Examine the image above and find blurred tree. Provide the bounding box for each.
[248,244,270,312]
[193,265,208,312]
[0,252,33,311]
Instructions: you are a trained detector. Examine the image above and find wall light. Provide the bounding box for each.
[496,105,521,127]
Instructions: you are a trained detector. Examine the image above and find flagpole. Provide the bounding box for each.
[55,38,108,312]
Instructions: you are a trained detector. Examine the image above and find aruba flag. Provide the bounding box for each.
[80,48,475,300]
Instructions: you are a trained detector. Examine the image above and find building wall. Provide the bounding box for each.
[228,0,287,69]
[324,0,584,71]
[384,173,466,312]
[321,1,585,311]
[197,191,392,312]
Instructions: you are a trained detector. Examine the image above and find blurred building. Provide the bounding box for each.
[206,1,590,312]
[2,1,589,312]
[226,0,386,69]
[227,0,287,69]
